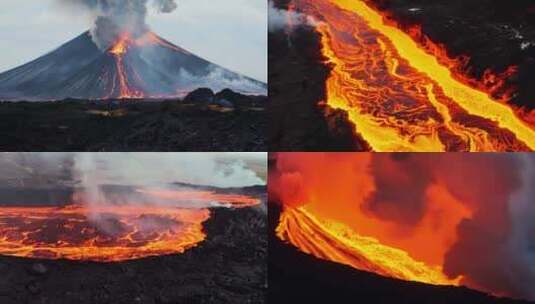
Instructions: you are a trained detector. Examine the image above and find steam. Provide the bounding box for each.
[271,153,535,300]
[58,0,179,50]
[268,1,316,33]
[178,66,268,95]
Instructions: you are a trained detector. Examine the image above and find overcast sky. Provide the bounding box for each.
[0,0,267,82]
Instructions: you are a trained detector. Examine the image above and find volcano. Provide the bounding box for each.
[0,31,267,101]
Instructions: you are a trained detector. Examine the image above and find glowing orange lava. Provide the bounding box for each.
[0,188,260,262]
[108,33,144,99]
[277,206,460,286]
[292,0,535,151]
[0,204,209,262]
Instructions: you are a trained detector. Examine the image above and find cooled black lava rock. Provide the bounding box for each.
[0,99,266,151]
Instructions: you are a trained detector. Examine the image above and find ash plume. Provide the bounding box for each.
[58,0,179,50]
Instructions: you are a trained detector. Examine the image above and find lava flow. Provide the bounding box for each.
[0,190,260,262]
[0,205,209,262]
[276,207,459,286]
[291,0,535,151]
[108,33,144,99]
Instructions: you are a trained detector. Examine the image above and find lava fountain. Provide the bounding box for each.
[0,189,260,262]
[289,0,535,151]
[270,152,535,300]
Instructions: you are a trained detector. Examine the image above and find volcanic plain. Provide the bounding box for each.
[0,89,266,151]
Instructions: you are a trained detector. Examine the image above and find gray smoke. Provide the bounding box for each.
[58,0,179,50]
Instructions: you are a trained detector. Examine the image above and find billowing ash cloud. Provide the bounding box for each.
[58,0,179,50]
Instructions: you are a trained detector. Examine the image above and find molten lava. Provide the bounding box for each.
[277,207,460,286]
[291,0,535,151]
[0,205,209,262]
[108,33,144,99]
[0,189,260,262]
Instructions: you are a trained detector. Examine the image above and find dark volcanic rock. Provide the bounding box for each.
[0,99,266,151]
[29,263,48,276]
[0,205,267,304]
[215,89,265,109]
[183,88,215,104]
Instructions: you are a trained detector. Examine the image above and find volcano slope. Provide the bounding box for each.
[0,187,267,304]
[268,203,534,304]
[0,89,266,151]
[269,0,535,151]
[0,31,266,100]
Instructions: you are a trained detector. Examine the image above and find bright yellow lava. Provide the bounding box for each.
[305,0,535,151]
[277,207,461,286]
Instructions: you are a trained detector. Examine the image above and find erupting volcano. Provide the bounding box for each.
[277,0,535,151]
[0,188,260,262]
[0,31,266,101]
[270,152,535,302]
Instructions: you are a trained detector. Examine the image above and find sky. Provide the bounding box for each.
[0,0,267,82]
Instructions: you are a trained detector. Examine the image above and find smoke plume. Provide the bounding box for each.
[270,153,535,300]
[58,0,179,50]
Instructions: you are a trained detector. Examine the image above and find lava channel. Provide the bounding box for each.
[291,0,535,151]
[277,206,460,286]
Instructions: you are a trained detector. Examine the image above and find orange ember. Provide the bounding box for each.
[292,0,535,151]
[0,204,209,262]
